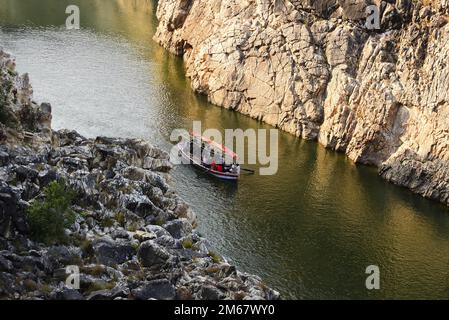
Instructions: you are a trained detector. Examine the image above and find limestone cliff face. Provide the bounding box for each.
[154,0,449,206]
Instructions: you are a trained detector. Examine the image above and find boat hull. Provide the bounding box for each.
[177,144,239,181]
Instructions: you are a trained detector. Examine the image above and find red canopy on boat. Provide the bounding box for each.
[190,132,239,160]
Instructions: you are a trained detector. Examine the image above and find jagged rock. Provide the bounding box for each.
[154,235,182,250]
[0,255,13,272]
[87,285,130,300]
[9,254,52,273]
[0,190,28,237]
[93,239,135,266]
[0,193,14,238]
[54,288,85,300]
[46,246,82,268]
[163,219,193,239]
[15,165,39,181]
[131,279,176,300]
[123,194,159,217]
[199,285,225,300]
[111,228,130,240]
[0,151,9,166]
[176,286,193,300]
[0,272,22,296]
[144,225,171,238]
[133,230,156,242]
[173,202,196,225]
[143,157,173,172]
[137,240,171,267]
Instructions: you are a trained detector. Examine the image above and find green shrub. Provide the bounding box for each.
[208,251,221,264]
[115,212,126,227]
[0,79,13,125]
[86,281,116,293]
[182,238,193,249]
[27,180,76,245]
[101,217,115,228]
[81,239,94,255]
[0,95,9,124]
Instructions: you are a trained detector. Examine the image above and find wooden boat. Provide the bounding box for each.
[177,132,241,181]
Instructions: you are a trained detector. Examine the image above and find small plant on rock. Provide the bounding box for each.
[182,238,193,249]
[0,78,17,127]
[115,212,126,227]
[27,180,76,245]
[208,251,222,264]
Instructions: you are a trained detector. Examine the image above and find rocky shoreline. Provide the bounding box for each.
[154,0,449,207]
[0,51,279,300]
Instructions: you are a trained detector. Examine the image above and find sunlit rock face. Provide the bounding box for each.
[154,0,449,205]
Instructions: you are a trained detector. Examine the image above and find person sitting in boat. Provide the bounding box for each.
[202,147,212,167]
[211,160,223,172]
[189,139,194,155]
[210,150,225,172]
[227,156,240,174]
[230,163,240,174]
[207,149,217,171]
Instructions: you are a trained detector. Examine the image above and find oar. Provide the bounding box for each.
[241,168,255,174]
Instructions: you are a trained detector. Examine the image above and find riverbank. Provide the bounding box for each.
[0,50,279,300]
[154,0,449,207]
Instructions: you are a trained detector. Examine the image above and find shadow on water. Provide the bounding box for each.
[1,0,449,299]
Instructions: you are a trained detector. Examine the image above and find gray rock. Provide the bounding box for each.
[123,194,158,217]
[199,285,224,300]
[0,192,14,237]
[143,157,173,172]
[11,254,52,273]
[46,246,82,268]
[154,235,181,249]
[0,272,21,295]
[163,219,193,239]
[121,166,146,181]
[131,279,175,300]
[144,225,171,238]
[111,228,130,240]
[54,288,85,300]
[87,285,130,300]
[0,151,9,166]
[93,240,135,266]
[145,171,169,193]
[40,102,52,115]
[37,169,58,186]
[0,255,13,272]
[137,240,171,267]
[15,165,39,181]
[133,230,156,242]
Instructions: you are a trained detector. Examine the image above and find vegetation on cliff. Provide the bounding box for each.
[27,180,76,245]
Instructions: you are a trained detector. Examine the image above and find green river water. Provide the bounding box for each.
[1,0,449,299]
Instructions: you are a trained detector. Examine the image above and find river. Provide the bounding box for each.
[1,0,449,299]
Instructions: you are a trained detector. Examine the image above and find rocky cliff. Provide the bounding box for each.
[154,0,449,206]
[0,51,278,300]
